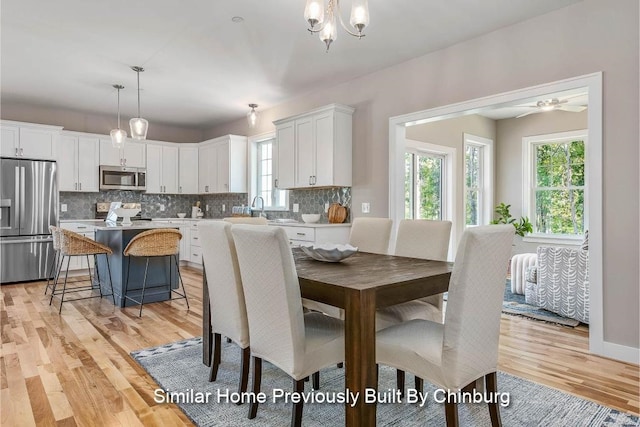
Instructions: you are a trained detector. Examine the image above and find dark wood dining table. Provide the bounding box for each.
[202,248,453,427]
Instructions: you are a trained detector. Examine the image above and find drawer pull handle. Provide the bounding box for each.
[296,232,305,236]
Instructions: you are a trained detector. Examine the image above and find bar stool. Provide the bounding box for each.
[45,225,62,295]
[122,228,189,317]
[49,229,116,314]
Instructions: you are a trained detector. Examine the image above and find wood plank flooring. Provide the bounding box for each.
[1,267,638,426]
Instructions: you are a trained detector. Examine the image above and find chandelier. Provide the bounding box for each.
[304,0,370,52]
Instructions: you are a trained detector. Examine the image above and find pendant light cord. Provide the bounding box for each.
[117,87,121,128]
[136,70,141,117]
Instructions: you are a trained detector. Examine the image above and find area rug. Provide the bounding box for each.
[131,338,637,427]
[502,280,581,327]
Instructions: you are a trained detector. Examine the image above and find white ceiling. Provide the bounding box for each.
[0,0,580,129]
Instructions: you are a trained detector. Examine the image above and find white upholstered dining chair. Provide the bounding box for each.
[376,224,515,427]
[376,219,452,329]
[199,222,250,396]
[302,217,393,319]
[231,225,345,427]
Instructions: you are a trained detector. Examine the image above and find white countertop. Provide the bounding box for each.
[268,221,351,228]
[60,218,351,230]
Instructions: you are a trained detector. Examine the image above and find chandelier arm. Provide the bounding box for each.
[337,7,365,38]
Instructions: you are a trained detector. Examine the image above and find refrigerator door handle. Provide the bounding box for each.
[0,237,54,244]
[20,166,26,229]
[14,166,20,231]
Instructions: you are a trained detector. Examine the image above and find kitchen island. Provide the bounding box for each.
[94,222,181,307]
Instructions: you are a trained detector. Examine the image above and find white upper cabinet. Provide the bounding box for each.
[273,104,354,189]
[178,146,199,194]
[99,139,146,167]
[58,133,100,192]
[145,143,178,194]
[1,120,61,160]
[198,135,247,194]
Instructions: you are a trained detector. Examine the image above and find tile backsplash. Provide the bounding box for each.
[59,187,351,223]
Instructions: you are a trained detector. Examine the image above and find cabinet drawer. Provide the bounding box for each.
[190,231,201,247]
[281,226,315,242]
[190,247,202,264]
[191,222,200,231]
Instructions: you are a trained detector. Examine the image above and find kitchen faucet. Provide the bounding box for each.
[251,196,267,218]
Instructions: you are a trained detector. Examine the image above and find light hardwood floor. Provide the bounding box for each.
[1,267,638,425]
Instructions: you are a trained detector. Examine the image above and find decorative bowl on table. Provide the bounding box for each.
[114,208,141,226]
[177,213,186,218]
[300,243,358,262]
[301,213,321,223]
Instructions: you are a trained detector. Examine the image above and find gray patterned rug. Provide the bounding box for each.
[131,338,638,426]
[502,280,581,327]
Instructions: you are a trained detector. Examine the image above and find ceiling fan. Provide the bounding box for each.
[516,95,587,118]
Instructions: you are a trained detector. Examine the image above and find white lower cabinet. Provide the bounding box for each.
[272,225,351,247]
[58,224,96,272]
[189,222,202,264]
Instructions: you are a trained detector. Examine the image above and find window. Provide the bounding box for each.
[464,134,493,227]
[523,130,587,239]
[249,133,288,211]
[255,138,287,210]
[404,150,445,220]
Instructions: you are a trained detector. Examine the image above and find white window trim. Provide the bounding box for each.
[248,132,289,211]
[404,139,456,259]
[521,129,588,243]
[463,133,493,227]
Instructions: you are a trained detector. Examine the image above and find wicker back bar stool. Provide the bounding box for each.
[45,226,62,295]
[48,228,116,313]
[122,228,189,317]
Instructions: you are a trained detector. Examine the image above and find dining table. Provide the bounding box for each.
[202,248,453,427]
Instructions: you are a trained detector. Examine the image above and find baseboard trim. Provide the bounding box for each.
[602,341,640,365]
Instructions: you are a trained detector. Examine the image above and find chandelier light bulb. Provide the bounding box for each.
[304,0,325,29]
[349,0,369,35]
[320,13,337,51]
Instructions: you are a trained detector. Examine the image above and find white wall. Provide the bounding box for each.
[0,101,204,143]
[206,0,639,349]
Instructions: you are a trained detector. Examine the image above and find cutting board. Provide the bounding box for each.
[328,203,347,223]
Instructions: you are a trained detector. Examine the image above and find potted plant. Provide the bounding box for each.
[491,203,533,237]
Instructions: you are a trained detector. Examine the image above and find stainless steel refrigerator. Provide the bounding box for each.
[1,158,57,283]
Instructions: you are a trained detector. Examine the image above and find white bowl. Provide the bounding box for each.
[300,243,358,262]
[301,214,321,223]
[177,213,186,218]
[114,208,141,226]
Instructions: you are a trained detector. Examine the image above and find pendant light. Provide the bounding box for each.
[247,104,259,128]
[129,66,149,140]
[110,84,127,148]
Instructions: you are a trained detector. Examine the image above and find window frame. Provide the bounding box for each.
[249,132,289,211]
[463,133,493,228]
[522,129,587,244]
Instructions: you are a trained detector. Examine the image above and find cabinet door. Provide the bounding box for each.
[295,117,314,187]
[179,226,190,261]
[99,139,123,166]
[77,136,100,192]
[198,144,216,193]
[313,111,335,186]
[0,125,19,157]
[123,142,146,167]
[19,128,57,160]
[275,122,295,189]
[58,136,78,191]
[162,145,179,193]
[216,142,229,193]
[179,147,199,194]
[145,144,162,193]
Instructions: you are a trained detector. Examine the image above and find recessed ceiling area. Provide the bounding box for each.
[0,0,580,129]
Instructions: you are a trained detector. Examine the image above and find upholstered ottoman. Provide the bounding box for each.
[510,253,537,295]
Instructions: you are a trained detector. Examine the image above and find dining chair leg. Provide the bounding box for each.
[445,401,459,427]
[238,347,250,399]
[396,369,405,397]
[292,378,305,427]
[486,372,502,427]
[312,371,320,390]
[248,357,262,419]
[337,362,343,368]
[415,376,424,392]
[209,333,222,382]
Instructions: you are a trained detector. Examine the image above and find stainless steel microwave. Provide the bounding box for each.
[99,166,146,191]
